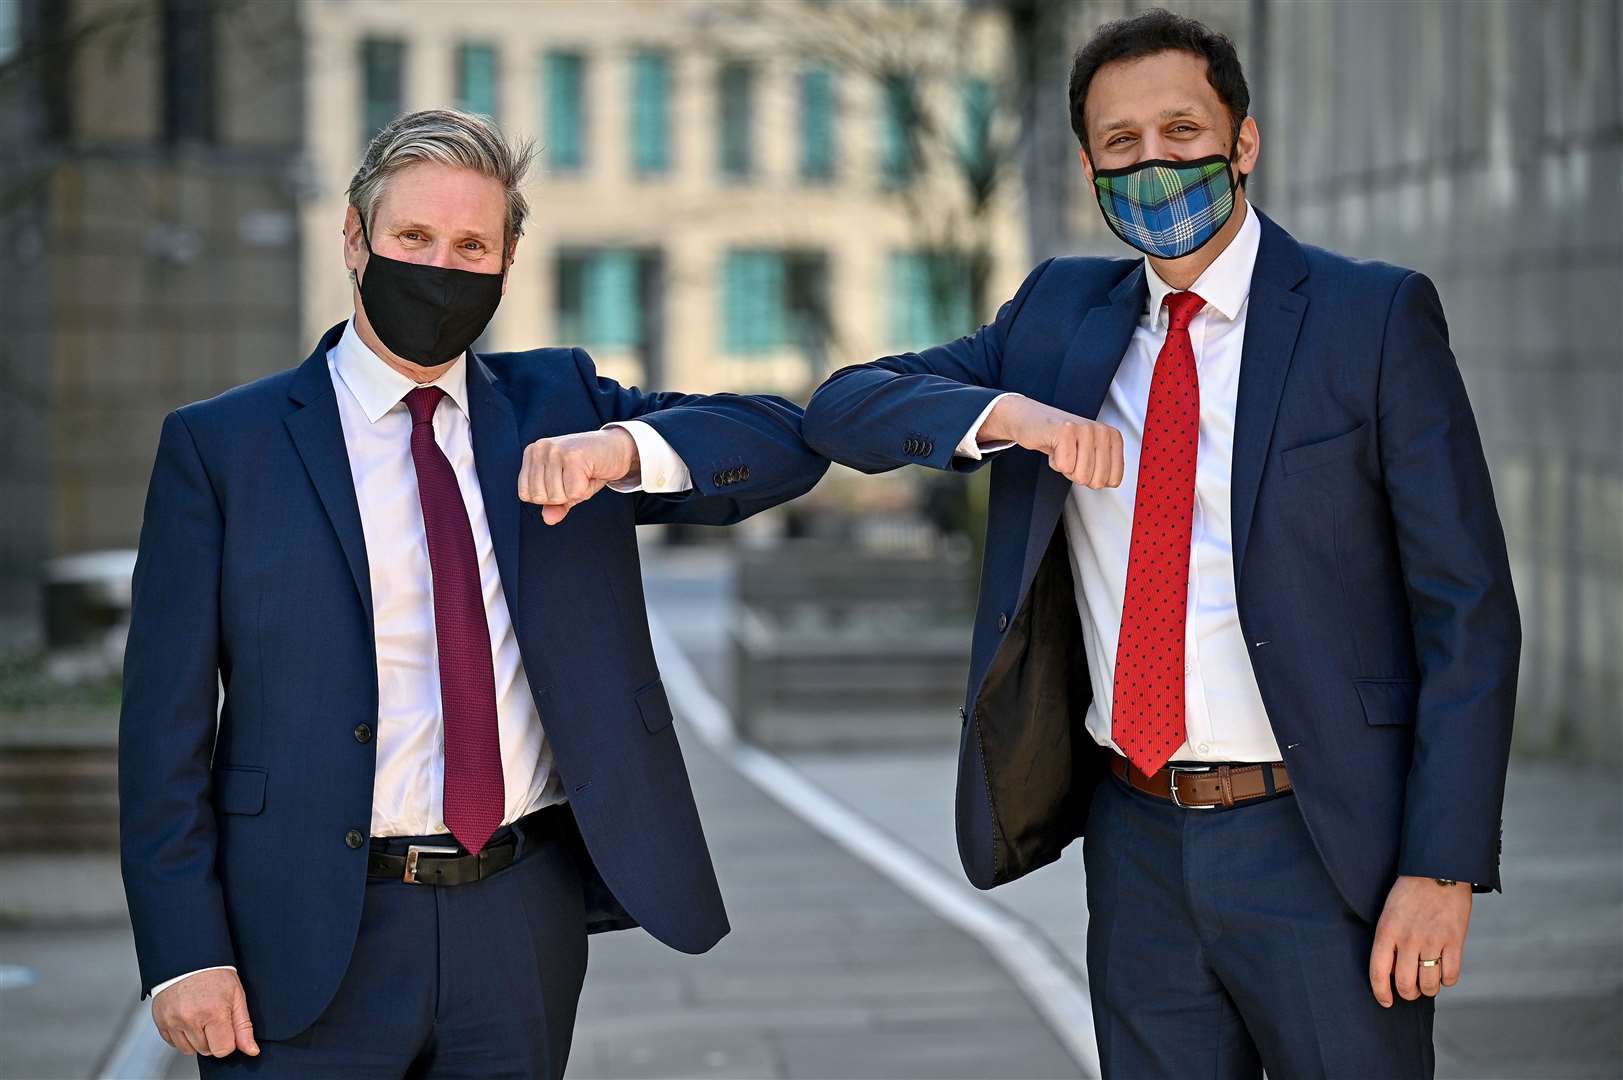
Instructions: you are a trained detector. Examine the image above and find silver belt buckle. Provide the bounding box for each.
[1166,764,1217,810]
[402,844,460,884]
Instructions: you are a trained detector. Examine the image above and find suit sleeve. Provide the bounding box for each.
[118,410,238,998]
[1378,272,1521,892]
[571,348,829,526]
[802,259,1054,475]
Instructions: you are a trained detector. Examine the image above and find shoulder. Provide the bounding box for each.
[1025,253,1140,304]
[172,365,301,439]
[479,346,602,416]
[1297,241,1419,314]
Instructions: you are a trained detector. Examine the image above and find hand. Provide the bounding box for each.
[518,428,639,525]
[978,395,1123,489]
[151,968,260,1059]
[1368,875,1472,1007]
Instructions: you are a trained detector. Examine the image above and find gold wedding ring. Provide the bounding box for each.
[1418,957,1442,967]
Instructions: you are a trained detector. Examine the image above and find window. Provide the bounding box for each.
[0,0,17,64]
[630,51,672,176]
[887,252,972,350]
[360,37,405,147]
[956,76,994,183]
[556,249,650,349]
[721,249,829,357]
[717,60,754,180]
[456,42,498,118]
[879,73,919,187]
[162,0,215,143]
[543,51,586,172]
[799,65,837,182]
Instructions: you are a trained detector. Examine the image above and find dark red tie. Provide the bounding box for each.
[1111,290,1207,777]
[404,386,504,854]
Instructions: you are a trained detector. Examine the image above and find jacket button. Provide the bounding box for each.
[353,723,372,743]
[997,612,1009,632]
[344,829,364,849]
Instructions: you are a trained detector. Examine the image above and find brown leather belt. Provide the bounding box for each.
[1110,754,1292,810]
[367,804,567,886]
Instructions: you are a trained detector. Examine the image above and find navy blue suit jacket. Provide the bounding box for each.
[804,209,1520,923]
[119,321,828,1039]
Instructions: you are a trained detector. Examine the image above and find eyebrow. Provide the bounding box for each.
[1097,105,1205,134]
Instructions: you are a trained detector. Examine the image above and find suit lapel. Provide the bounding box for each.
[1017,266,1146,601]
[466,354,522,617]
[1230,211,1309,581]
[285,326,374,624]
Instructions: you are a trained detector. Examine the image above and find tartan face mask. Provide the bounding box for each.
[1092,153,1238,259]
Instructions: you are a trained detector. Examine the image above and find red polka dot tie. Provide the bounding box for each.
[404,386,505,854]
[1111,290,1207,777]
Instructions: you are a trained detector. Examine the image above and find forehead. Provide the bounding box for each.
[1085,50,1223,132]
[374,161,507,237]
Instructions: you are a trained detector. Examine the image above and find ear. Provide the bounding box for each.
[1233,115,1260,183]
[1077,146,1096,187]
[342,206,366,280]
[500,236,520,296]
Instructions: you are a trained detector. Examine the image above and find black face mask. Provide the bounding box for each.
[355,217,506,366]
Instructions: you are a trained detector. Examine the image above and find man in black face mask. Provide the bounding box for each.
[803,10,1518,1079]
[119,108,828,1078]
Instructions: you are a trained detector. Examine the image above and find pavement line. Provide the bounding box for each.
[648,609,1102,1078]
[97,997,173,1080]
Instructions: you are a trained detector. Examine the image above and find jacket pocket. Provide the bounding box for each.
[1353,678,1420,727]
[1282,422,1369,476]
[634,678,674,734]
[211,765,267,815]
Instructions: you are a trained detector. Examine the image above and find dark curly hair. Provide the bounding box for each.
[1068,8,1250,160]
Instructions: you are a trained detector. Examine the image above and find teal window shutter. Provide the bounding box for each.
[456,43,498,118]
[888,251,970,348]
[718,61,753,180]
[957,76,993,181]
[583,250,642,348]
[879,73,917,187]
[799,66,836,181]
[630,51,672,176]
[722,250,786,355]
[544,52,586,172]
[360,38,405,147]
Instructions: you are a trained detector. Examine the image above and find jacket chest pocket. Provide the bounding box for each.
[1281,422,1369,477]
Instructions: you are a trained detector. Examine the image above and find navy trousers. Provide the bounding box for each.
[1084,771,1434,1080]
[199,816,588,1079]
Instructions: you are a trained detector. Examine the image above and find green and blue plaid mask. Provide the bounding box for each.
[1092,153,1238,259]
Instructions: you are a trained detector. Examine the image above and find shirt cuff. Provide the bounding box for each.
[602,421,693,494]
[152,966,236,998]
[954,393,1019,461]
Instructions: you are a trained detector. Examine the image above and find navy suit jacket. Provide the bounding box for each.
[118,321,828,1039]
[803,209,1520,923]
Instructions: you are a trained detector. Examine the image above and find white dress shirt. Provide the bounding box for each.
[152,322,691,998]
[958,203,1281,764]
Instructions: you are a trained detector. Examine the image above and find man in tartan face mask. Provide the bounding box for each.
[804,9,1518,1080]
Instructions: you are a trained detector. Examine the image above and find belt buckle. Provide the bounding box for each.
[402,844,460,885]
[1166,764,1217,810]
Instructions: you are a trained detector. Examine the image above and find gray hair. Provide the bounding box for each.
[347,108,536,254]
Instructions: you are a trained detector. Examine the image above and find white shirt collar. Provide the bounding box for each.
[1143,199,1261,327]
[331,317,471,425]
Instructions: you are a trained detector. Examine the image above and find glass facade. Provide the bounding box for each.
[630,51,672,176]
[543,51,586,172]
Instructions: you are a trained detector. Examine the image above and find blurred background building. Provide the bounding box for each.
[0,0,1618,747]
[1,3,1619,1078]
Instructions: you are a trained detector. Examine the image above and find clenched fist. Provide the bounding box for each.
[519,428,639,525]
[151,968,259,1059]
[978,394,1124,489]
